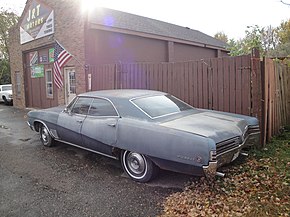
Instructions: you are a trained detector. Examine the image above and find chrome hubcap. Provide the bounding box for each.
[41,127,49,144]
[126,152,146,175]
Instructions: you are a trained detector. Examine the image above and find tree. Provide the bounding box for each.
[277,19,290,44]
[0,8,18,84]
[214,31,228,43]
[268,19,290,58]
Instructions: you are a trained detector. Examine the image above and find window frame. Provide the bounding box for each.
[45,69,53,98]
[87,97,119,117]
[130,94,194,119]
[70,97,93,115]
[15,71,21,97]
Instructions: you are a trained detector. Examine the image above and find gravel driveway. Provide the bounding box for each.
[0,103,193,217]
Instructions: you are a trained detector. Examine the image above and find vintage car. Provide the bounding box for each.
[0,84,13,105]
[27,89,260,182]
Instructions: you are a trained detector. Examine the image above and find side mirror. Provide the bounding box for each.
[63,108,71,115]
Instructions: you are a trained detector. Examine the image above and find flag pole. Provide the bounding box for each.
[54,39,84,67]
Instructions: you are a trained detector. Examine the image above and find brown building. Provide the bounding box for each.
[9,0,228,109]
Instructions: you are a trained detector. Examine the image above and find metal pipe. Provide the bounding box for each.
[216,171,225,177]
[240,152,249,157]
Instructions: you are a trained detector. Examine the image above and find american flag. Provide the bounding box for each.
[53,41,72,89]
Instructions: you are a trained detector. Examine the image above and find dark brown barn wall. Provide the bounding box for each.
[85,29,168,65]
[174,43,217,61]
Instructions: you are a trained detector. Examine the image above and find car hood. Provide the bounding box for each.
[160,111,248,143]
[28,106,66,118]
[43,106,66,113]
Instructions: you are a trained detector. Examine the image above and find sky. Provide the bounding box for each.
[0,0,289,40]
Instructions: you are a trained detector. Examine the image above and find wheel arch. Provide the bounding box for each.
[33,120,51,135]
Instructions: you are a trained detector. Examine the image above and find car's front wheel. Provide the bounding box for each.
[2,96,8,105]
[121,150,158,182]
[40,124,54,147]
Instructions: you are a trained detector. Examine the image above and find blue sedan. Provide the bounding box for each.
[27,89,260,182]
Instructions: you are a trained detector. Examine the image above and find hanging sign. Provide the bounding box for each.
[20,0,54,44]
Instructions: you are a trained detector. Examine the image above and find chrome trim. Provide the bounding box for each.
[31,119,53,135]
[203,161,217,178]
[27,121,35,131]
[216,131,260,167]
[50,129,59,139]
[216,131,260,158]
[54,139,118,160]
[67,96,121,118]
[129,94,194,120]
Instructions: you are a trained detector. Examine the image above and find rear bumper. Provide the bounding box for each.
[203,131,260,177]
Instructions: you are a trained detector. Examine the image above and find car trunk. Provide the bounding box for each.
[159,111,248,143]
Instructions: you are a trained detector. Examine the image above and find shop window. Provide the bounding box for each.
[45,69,53,98]
[15,72,21,96]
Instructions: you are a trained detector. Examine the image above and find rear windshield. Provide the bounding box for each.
[132,95,193,118]
[2,86,12,91]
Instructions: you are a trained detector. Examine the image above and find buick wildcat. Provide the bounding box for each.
[27,89,260,182]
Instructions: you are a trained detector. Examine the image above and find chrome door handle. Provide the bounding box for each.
[107,123,116,127]
[77,120,83,124]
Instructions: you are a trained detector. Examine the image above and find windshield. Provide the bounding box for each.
[2,86,12,91]
[132,94,193,118]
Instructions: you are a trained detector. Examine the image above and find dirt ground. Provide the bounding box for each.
[0,103,194,217]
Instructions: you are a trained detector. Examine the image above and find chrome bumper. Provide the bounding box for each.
[27,121,35,131]
[203,132,260,177]
[203,161,218,178]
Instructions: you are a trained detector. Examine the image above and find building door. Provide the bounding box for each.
[65,67,76,104]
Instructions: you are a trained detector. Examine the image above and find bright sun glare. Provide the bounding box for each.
[81,0,100,13]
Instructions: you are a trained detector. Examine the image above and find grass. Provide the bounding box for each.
[160,127,290,217]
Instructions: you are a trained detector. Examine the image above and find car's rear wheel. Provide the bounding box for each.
[121,150,158,182]
[40,124,54,147]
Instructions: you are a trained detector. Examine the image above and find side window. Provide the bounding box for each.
[71,97,93,115]
[45,69,53,98]
[88,98,118,117]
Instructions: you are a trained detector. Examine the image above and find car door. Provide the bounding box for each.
[57,97,93,146]
[81,98,119,156]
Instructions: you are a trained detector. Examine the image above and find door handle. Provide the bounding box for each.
[107,123,116,127]
[76,120,83,124]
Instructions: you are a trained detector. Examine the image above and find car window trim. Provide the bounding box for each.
[81,96,120,118]
[69,97,93,115]
[130,94,194,119]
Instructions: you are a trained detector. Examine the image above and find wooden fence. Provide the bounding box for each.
[88,55,290,145]
[262,58,290,144]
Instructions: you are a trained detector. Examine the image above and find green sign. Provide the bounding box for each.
[31,65,44,78]
[49,48,54,62]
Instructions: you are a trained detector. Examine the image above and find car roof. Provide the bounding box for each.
[78,89,166,100]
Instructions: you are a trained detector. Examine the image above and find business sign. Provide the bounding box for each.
[29,51,38,66]
[20,0,54,44]
[31,65,44,78]
[49,48,54,62]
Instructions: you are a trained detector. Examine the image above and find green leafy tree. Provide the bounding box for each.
[0,8,18,84]
[278,19,290,44]
[225,25,283,57]
[268,19,290,58]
